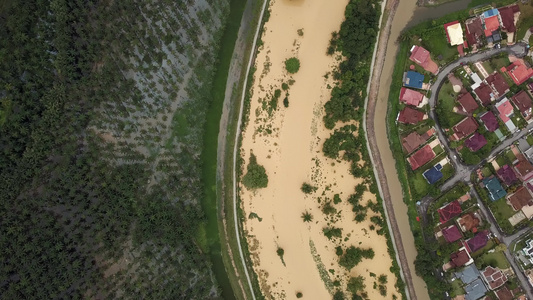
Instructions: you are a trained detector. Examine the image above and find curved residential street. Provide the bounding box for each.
[417,42,533,299]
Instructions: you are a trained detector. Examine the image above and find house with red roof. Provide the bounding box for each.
[397,107,427,125]
[465,17,484,49]
[482,266,507,290]
[408,144,435,170]
[498,4,520,33]
[465,132,487,152]
[442,224,462,243]
[474,82,493,106]
[486,72,510,98]
[496,97,514,122]
[457,92,479,114]
[514,154,533,181]
[399,87,425,107]
[480,111,499,132]
[449,248,473,268]
[402,131,424,153]
[457,213,481,233]
[511,90,533,119]
[452,117,478,140]
[496,97,516,132]
[484,15,500,37]
[465,230,489,253]
[409,45,439,74]
[507,186,533,211]
[438,200,462,223]
[505,60,533,86]
[497,164,518,186]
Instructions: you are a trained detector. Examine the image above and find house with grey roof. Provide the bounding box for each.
[456,264,481,285]
[464,278,488,300]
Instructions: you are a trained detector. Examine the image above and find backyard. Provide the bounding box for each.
[436,81,465,129]
[475,248,510,269]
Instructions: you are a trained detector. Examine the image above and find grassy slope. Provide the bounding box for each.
[199,0,246,298]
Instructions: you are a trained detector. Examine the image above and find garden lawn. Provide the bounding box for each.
[437,81,464,128]
[478,250,510,269]
[489,198,516,228]
[418,26,457,65]
[450,279,464,297]
[471,239,496,258]
[517,2,533,41]
[505,150,517,162]
[527,134,533,146]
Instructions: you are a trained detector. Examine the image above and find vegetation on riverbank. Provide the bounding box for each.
[320,0,407,298]
[218,0,270,299]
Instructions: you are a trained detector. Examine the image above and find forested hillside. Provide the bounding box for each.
[0,0,230,298]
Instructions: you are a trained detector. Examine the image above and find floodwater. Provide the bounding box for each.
[375,0,476,299]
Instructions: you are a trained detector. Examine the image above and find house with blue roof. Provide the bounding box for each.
[483,8,499,18]
[482,176,507,201]
[403,71,424,89]
[423,164,443,184]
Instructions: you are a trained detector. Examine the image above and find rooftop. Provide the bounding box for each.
[399,87,425,106]
[403,71,424,89]
[442,224,462,243]
[464,278,487,300]
[444,21,464,46]
[511,90,533,114]
[496,164,518,186]
[458,213,480,232]
[466,230,489,253]
[465,132,487,152]
[506,60,533,86]
[398,107,426,125]
[483,176,507,201]
[474,82,493,106]
[450,248,471,268]
[423,165,443,184]
[507,186,533,211]
[458,92,479,114]
[495,98,514,123]
[495,286,513,300]
[438,200,462,223]
[480,111,499,132]
[456,264,481,285]
[514,154,533,181]
[498,5,519,33]
[453,117,479,140]
[409,45,439,74]
[482,266,507,290]
[402,131,425,153]
[408,144,435,170]
[465,17,484,46]
[484,16,500,36]
[486,72,509,97]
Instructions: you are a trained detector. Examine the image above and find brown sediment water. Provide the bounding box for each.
[374,0,429,299]
[238,0,401,298]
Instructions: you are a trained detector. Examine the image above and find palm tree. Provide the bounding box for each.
[301,211,313,222]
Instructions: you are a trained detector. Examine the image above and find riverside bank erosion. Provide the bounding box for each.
[238,0,400,298]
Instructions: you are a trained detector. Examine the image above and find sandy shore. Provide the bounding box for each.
[239,0,400,298]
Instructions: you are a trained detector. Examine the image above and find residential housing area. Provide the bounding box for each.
[392,1,533,299]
